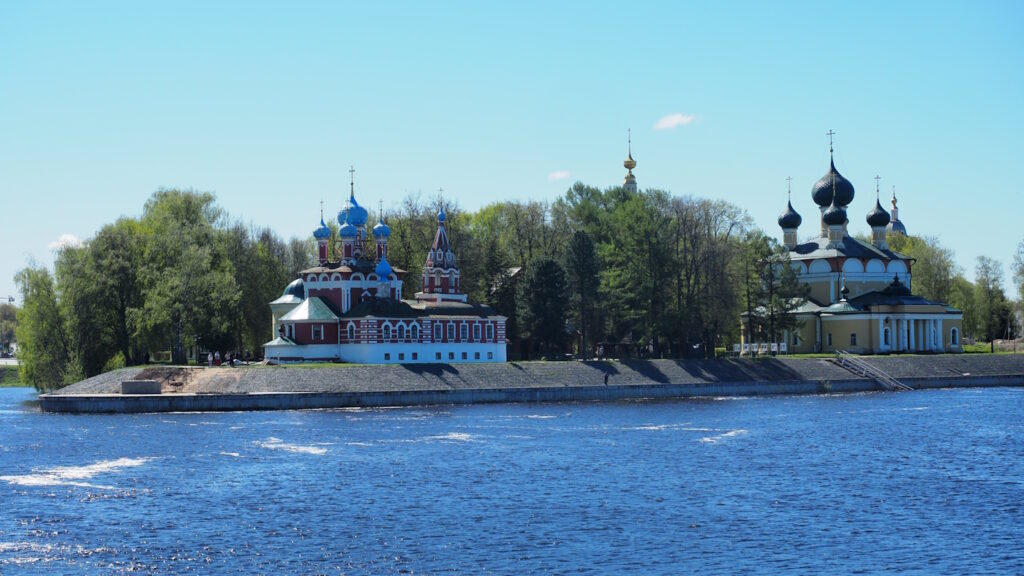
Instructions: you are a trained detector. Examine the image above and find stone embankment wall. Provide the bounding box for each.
[40,355,1024,413]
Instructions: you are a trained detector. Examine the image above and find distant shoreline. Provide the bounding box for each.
[38,355,1024,413]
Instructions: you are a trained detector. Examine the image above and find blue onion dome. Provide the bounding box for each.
[777,200,802,229]
[283,277,305,299]
[887,218,907,236]
[811,160,856,207]
[372,219,391,238]
[437,207,446,223]
[822,200,847,226]
[345,194,369,227]
[313,218,331,240]
[338,221,357,238]
[375,256,393,279]
[866,199,891,227]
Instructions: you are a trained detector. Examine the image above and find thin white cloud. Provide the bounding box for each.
[547,170,571,181]
[653,113,696,130]
[49,233,82,250]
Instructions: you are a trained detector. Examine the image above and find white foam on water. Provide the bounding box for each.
[255,437,328,455]
[418,432,478,443]
[699,429,748,444]
[346,442,374,447]
[0,457,153,489]
[220,451,242,458]
[625,424,713,432]
[526,415,556,419]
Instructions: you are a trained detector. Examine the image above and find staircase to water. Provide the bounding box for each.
[833,350,913,392]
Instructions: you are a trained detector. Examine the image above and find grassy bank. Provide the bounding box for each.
[0,365,24,387]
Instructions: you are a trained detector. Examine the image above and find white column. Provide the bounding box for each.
[937,319,943,351]
[908,319,915,351]
[878,319,885,351]
[896,319,903,351]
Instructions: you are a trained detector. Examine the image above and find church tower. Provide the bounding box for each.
[415,206,468,303]
[887,186,907,236]
[623,130,638,194]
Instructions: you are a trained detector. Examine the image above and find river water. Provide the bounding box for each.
[1,386,1022,574]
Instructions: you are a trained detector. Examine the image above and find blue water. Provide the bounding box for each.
[1,387,1022,574]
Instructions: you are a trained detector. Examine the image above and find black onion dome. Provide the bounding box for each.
[866,199,891,227]
[822,201,847,226]
[811,159,856,207]
[777,200,802,229]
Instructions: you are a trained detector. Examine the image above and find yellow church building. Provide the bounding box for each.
[741,140,963,355]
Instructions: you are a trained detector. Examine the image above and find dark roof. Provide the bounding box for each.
[848,276,950,308]
[340,298,504,319]
[343,298,422,319]
[790,234,911,262]
[410,300,502,318]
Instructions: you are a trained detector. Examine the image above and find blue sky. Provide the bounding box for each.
[1,1,1022,302]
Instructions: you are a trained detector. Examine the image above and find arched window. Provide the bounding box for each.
[473,324,481,341]
[850,333,858,346]
[383,324,392,341]
[883,327,890,346]
[433,323,442,341]
[411,325,420,342]
[951,327,959,345]
[347,323,355,342]
[398,324,406,341]
[486,324,494,341]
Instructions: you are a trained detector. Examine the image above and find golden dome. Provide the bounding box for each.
[624,153,636,170]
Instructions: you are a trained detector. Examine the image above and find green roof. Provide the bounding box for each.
[280,297,339,322]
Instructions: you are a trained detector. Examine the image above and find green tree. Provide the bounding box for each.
[132,189,241,364]
[741,232,809,347]
[948,274,979,338]
[974,256,1011,345]
[517,258,568,358]
[14,265,72,390]
[564,230,599,358]
[90,218,146,364]
[1013,238,1024,302]
[55,245,115,377]
[0,301,16,354]
[887,234,957,303]
[600,189,674,354]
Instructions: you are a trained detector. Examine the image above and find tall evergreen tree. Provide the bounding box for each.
[564,230,599,358]
[517,258,568,358]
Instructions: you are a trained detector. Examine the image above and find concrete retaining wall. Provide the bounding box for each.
[38,374,1024,413]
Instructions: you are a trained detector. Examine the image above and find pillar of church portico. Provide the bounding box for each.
[909,319,916,351]
[937,319,943,351]
[926,319,933,351]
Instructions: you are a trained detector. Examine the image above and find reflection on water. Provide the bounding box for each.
[1,386,1023,574]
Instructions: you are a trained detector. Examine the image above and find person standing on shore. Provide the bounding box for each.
[207,352,213,367]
